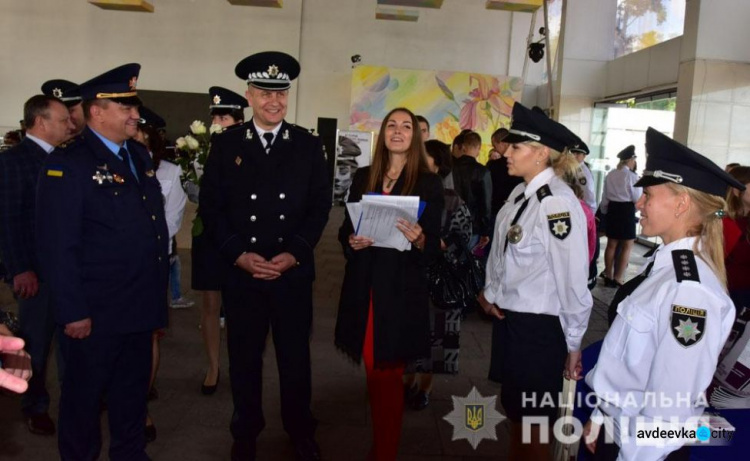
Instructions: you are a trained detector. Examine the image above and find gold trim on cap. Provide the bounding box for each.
[96,91,138,99]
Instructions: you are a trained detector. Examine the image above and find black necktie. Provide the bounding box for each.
[119,147,138,181]
[263,132,274,154]
[607,259,655,326]
[119,147,130,166]
[503,193,531,253]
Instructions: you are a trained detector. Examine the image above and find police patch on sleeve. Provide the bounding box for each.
[671,304,706,347]
[547,211,571,240]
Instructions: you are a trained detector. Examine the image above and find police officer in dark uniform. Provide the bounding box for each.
[199,51,331,461]
[36,63,169,461]
[41,79,86,139]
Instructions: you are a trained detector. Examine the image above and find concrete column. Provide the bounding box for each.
[674,0,750,166]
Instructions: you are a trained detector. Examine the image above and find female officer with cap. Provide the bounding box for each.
[478,103,592,459]
[192,86,247,396]
[583,128,744,460]
[600,146,642,287]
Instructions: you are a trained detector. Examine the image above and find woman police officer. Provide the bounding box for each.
[479,103,593,459]
[583,128,744,460]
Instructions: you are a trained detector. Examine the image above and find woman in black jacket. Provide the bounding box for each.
[335,107,444,460]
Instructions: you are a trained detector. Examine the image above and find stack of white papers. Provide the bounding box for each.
[346,195,421,251]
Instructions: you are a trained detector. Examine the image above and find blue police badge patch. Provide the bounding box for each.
[547,212,571,240]
[671,305,706,347]
[465,404,484,431]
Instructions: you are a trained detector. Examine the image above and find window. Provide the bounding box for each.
[614,0,685,58]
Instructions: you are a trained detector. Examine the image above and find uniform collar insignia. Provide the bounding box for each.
[246,129,253,140]
[282,129,290,140]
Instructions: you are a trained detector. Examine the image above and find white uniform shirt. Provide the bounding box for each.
[155,159,187,254]
[577,162,596,212]
[585,237,735,460]
[484,167,593,352]
[600,165,642,214]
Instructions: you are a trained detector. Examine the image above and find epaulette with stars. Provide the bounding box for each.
[672,249,700,283]
[536,184,552,201]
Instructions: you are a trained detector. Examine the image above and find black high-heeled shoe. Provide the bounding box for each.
[201,369,220,395]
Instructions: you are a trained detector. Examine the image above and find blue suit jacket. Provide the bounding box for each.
[36,127,169,335]
[0,137,48,279]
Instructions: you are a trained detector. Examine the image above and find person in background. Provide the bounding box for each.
[726,166,750,311]
[600,145,642,287]
[416,115,430,141]
[725,162,739,173]
[487,128,523,219]
[0,95,73,436]
[568,139,599,289]
[451,131,492,252]
[41,79,86,139]
[403,139,471,411]
[192,86,248,396]
[479,103,592,460]
[451,129,472,159]
[336,107,443,460]
[584,128,743,460]
[134,106,188,443]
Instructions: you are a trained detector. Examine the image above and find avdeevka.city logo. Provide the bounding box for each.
[444,387,505,449]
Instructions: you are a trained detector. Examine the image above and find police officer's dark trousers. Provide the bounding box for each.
[224,267,316,442]
[58,331,151,461]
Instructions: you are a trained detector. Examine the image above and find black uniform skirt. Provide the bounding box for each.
[604,201,636,240]
[191,231,225,291]
[499,310,567,422]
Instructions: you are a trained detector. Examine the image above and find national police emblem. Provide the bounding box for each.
[444,387,505,449]
[671,304,706,347]
[547,211,571,240]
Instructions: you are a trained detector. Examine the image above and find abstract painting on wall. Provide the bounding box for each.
[350,65,523,163]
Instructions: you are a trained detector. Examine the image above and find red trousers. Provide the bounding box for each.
[363,299,404,461]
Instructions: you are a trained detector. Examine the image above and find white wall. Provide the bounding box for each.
[0,0,544,132]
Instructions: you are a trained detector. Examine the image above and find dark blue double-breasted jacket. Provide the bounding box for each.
[36,127,169,335]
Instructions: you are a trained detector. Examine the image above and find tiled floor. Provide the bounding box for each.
[0,207,650,460]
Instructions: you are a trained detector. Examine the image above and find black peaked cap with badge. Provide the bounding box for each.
[79,63,141,106]
[41,79,82,107]
[208,86,248,111]
[617,145,636,160]
[503,103,570,153]
[138,106,166,130]
[635,127,745,197]
[234,51,300,91]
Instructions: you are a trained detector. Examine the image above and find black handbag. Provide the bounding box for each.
[426,234,485,314]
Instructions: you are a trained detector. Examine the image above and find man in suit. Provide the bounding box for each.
[36,63,169,461]
[41,79,86,139]
[200,51,331,461]
[0,95,74,435]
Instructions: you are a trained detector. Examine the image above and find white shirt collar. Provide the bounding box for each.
[650,236,700,271]
[252,120,282,138]
[522,167,555,199]
[25,133,55,154]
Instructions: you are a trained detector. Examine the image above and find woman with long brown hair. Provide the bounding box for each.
[335,107,444,460]
[584,129,743,460]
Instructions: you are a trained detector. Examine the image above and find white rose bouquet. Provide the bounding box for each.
[174,120,224,235]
